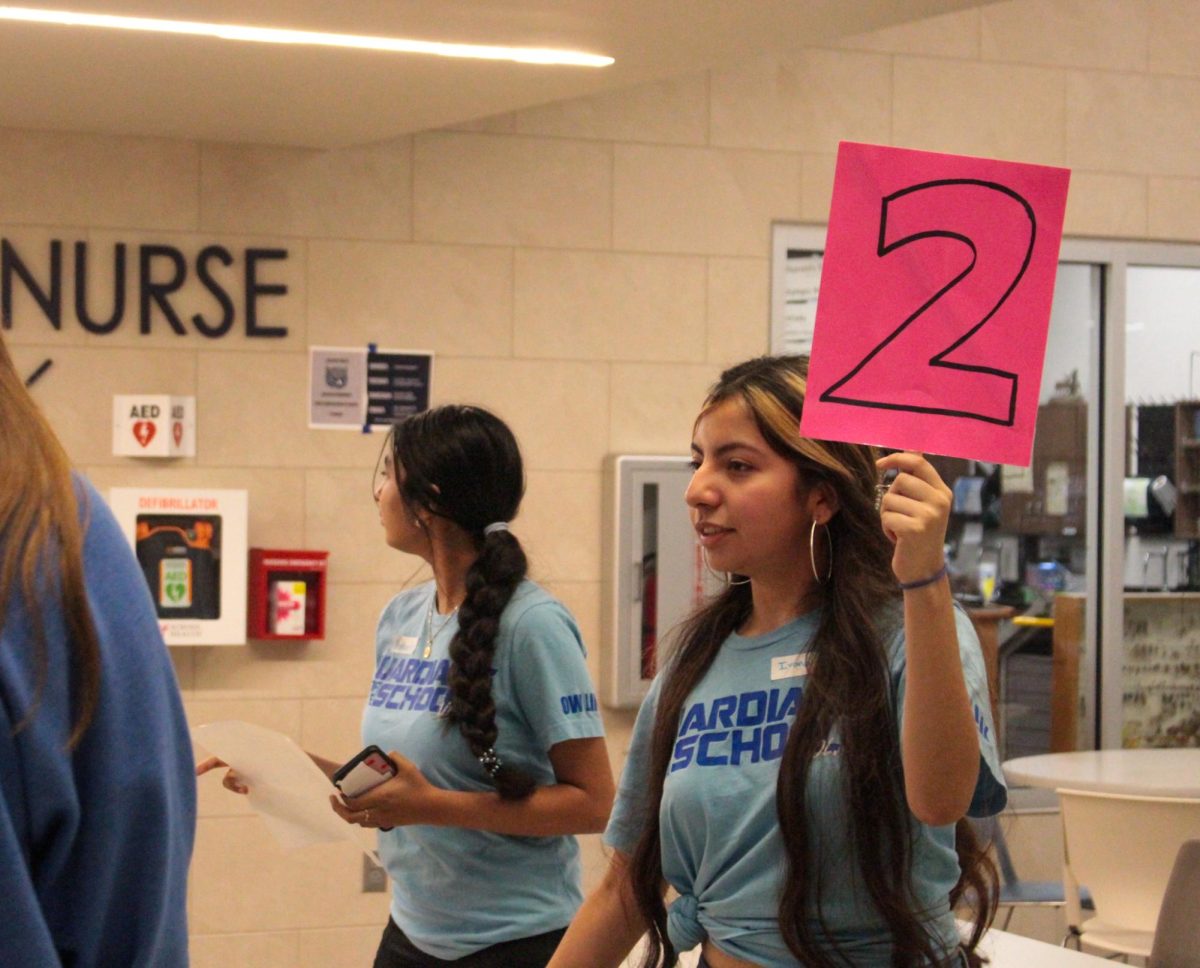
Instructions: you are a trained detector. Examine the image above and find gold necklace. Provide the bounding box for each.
[422,594,459,659]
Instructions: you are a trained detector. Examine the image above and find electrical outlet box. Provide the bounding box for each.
[362,854,387,893]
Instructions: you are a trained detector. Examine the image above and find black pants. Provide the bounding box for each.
[372,918,567,968]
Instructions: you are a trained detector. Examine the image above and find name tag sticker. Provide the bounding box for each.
[392,635,419,656]
[771,653,810,680]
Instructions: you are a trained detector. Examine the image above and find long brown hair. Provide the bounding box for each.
[0,340,102,748]
[390,404,536,800]
[628,356,996,967]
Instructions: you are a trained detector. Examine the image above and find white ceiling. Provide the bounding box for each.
[0,0,995,149]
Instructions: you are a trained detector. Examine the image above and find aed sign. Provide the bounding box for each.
[113,394,196,458]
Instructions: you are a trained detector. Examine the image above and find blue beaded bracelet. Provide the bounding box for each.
[898,562,948,591]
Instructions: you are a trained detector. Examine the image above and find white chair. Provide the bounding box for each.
[968,814,1093,937]
[1058,788,1200,959]
[1148,840,1200,968]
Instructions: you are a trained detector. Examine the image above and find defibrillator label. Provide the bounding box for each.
[159,557,192,608]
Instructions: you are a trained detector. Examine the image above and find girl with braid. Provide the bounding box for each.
[344,404,613,967]
[548,356,1005,968]
[201,405,613,967]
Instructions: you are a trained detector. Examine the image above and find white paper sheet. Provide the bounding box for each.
[1045,461,1070,516]
[780,253,822,354]
[193,720,377,860]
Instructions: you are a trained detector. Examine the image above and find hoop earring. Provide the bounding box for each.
[810,520,833,585]
[702,548,751,586]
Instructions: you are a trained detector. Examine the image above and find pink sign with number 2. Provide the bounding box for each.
[800,142,1070,467]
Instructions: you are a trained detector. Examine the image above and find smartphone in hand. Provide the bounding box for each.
[333,745,397,798]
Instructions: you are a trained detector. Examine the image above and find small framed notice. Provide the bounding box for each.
[309,345,432,430]
[770,223,828,356]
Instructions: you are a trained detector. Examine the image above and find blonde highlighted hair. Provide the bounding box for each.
[630,356,996,968]
[697,356,882,526]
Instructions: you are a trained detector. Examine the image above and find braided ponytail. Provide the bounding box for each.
[389,405,536,800]
[448,527,536,799]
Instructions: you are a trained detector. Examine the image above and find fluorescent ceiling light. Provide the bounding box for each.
[0,5,615,66]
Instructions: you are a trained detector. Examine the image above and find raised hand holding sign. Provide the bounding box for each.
[800,142,1070,467]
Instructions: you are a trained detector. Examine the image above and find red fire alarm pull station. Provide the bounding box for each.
[247,549,329,640]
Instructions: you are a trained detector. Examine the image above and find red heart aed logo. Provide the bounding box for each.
[133,421,156,447]
[172,421,183,446]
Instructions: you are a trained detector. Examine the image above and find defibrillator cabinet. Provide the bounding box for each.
[109,487,248,646]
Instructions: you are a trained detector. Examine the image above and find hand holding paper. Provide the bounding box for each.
[193,721,377,859]
[195,754,249,793]
[875,452,952,586]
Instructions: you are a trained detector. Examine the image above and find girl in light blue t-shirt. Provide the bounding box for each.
[202,405,613,968]
[550,356,1006,968]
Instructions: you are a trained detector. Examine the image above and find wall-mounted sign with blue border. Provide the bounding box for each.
[365,347,431,428]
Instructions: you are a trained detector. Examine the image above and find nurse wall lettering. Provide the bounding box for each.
[1,238,290,338]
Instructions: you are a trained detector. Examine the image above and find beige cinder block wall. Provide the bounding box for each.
[5,1,1200,964]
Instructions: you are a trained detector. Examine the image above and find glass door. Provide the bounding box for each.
[1120,266,1200,748]
[991,262,1100,760]
[771,228,1200,751]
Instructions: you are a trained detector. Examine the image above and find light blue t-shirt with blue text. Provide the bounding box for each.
[363,580,605,960]
[605,606,1006,968]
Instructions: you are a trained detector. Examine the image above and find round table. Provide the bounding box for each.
[1003,749,1200,799]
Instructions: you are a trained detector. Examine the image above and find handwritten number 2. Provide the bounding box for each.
[820,179,1036,426]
